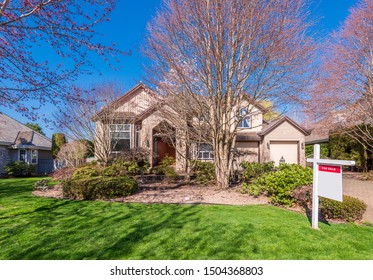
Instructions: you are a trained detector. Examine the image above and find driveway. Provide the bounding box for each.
[343,178,373,223]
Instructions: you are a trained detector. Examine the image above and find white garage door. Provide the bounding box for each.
[270,141,298,166]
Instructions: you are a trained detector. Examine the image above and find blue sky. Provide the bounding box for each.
[1,0,359,138]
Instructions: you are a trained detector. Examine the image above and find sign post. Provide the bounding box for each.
[306,144,355,229]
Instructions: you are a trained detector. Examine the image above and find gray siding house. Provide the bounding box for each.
[0,112,54,174]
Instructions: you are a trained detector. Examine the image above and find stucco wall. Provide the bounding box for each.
[261,121,306,166]
[234,141,259,167]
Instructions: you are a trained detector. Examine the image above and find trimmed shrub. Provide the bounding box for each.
[192,161,216,185]
[33,178,53,191]
[102,161,140,177]
[62,176,138,200]
[159,156,175,168]
[4,161,35,177]
[71,166,100,180]
[241,182,267,197]
[154,156,178,181]
[102,158,140,177]
[242,164,313,206]
[162,166,179,181]
[240,161,274,181]
[320,195,367,222]
[266,164,313,206]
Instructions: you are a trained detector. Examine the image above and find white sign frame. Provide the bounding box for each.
[306,144,355,229]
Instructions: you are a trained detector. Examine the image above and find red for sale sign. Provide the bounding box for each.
[318,165,341,173]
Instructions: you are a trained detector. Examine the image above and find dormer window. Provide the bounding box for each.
[238,108,251,128]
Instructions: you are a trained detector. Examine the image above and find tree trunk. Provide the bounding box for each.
[214,141,232,189]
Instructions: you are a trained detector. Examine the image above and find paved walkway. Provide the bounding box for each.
[343,178,373,223]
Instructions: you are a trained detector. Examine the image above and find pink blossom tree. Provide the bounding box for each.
[0,0,124,118]
[306,0,373,150]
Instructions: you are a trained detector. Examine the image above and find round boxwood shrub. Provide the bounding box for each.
[4,161,35,177]
[71,166,100,180]
[320,195,367,222]
[240,161,274,181]
[62,176,138,200]
[102,161,139,177]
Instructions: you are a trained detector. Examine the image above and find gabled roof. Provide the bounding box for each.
[93,82,159,121]
[15,131,34,145]
[0,112,52,149]
[258,116,311,136]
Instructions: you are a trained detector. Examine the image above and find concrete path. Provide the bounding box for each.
[343,178,373,223]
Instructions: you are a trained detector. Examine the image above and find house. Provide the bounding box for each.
[94,83,310,170]
[0,112,54,174]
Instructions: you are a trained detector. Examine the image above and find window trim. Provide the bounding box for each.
[18,149,27,162]
[109,123,132,152]
[30,149,38,164]
[197,143,214,161]
[238,108,252,128]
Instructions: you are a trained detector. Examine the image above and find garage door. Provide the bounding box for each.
[270,141,298,166]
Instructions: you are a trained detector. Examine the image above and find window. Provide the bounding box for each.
[238,108,251,128]
[110,124,131,152]
[19,149,26,162]
[134,125,141,148]
[31,150,38,164]
[197,143,214,160]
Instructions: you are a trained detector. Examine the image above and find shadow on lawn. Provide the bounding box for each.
[95,204,256,260]
[4,200,257,260]
[0,179,268,259]
[0,178,36,197]
[304,205,330,226]
[5,202,204,259]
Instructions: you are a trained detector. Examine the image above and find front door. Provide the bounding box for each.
[153,137,176,165]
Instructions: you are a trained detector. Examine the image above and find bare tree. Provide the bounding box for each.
[56,141,88,168]
[154,78,211,173]
[306,0,373,151]
[54,83,123,166]
[145,0,315,188]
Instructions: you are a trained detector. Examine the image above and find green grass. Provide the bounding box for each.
[1,177,373,260]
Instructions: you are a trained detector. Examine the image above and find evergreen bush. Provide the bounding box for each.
[62,176,137,200]
[4,161,35,177]
[320,195,367,222]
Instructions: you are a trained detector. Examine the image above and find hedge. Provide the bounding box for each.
[320,195,367,222]
[62,176,138,200]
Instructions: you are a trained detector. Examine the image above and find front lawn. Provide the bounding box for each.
[0,177,373,259]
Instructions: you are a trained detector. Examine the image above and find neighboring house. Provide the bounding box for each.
[94,83,310,170]
[0,112,54,174]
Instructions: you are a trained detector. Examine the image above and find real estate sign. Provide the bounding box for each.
[306,145,355,229]
[317,164,342,202]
